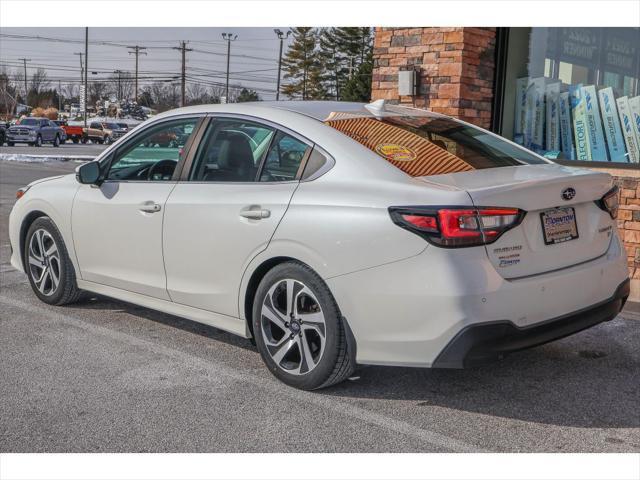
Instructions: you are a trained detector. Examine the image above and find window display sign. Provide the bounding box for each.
[508,28,639,164]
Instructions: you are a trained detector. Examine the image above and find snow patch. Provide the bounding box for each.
[0,153,93,164]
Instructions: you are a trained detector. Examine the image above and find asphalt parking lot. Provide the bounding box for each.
[1,159,639,453]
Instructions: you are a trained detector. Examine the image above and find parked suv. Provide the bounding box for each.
[6,117,65,147]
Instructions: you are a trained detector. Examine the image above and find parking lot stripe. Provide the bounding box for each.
[0,294,487,453]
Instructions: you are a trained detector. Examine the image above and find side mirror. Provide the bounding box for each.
[76,161,101,185]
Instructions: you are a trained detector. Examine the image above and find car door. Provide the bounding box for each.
[162,116,312,318]
[71,116,203,299]
[39,120,50,141]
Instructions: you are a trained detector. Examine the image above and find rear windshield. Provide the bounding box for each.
[325,114,546,177]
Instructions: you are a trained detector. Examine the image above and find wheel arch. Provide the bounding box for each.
[19,210,48,271]
[242,255,297,338]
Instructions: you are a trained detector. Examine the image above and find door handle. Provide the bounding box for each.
[139,201,161,213]
[239,208,271,219]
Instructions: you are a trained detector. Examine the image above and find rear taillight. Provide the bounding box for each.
[389,206,526,247]
[595,186,619,219]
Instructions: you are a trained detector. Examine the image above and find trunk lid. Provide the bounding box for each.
[420,164,615,278]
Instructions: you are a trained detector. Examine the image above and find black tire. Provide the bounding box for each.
[53,135,60,147]
[253,261,355,390]
[24,217,83,306]
[35,135,42,147]
[7,142,14,146]
[72,137,79,144]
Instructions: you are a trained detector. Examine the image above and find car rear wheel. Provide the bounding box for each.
[24,217,83,306]
[53,135,60,147]
[7,142,14,146]
[253,262,355,390]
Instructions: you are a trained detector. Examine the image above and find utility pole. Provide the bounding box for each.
[18,58,30,103]
[348,55,356,80]
[173,41,192,107]
[221,33,237,103]
[127,45,147,103]
[84,27,88,128]
[58,80,62,111]
[113,70,123,102]
[274,29,291,101]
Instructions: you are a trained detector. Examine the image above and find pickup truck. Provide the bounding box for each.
[54,120,82,143]
[6,117,66,147]
[82,121,127,144]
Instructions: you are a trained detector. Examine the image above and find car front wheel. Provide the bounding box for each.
[253,262,355,390]
[24,217,83,305]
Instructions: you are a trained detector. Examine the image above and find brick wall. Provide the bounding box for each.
[371,27,496,128]
[609,170,640,300]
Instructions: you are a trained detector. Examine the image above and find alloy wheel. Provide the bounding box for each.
[260,279,326,375]
[27,229,61,296]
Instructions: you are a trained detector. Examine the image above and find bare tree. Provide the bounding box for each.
[120,72,134,101]
[88,81,109,104]
[29,68,50,95]
[62,82,79,100]
[186,82,207,105]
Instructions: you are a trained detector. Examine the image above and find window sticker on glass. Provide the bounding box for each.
[374,143,417,162]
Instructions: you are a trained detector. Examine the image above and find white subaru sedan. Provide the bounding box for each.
[8,101,629,390]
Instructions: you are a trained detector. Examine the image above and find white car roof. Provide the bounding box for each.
[148,100,444,124]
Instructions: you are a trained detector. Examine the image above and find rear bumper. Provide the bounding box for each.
[432,278,630,368]
[327,232,629,367]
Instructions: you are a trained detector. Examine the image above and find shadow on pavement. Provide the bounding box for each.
[65,293,640,430]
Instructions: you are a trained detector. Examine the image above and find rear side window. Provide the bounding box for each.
[325,115,546,177]
[190,119,275,182]
[259,132,310,182]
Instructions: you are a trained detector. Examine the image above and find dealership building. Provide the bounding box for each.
[371,27,640,298]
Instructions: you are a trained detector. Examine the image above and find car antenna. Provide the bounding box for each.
[364,99,387,117]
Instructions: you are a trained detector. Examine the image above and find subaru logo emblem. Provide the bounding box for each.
[562,187,576,201]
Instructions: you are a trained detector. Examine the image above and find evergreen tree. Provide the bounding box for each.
[341,51,373,102]
[281,27,323,100]
[318,28,343,100]
[236,88,260,102]
[316,27,373,101]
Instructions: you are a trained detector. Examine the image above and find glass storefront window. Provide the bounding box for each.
[501,28,640,164]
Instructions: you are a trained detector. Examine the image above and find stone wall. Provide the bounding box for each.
[606,168,640,300]
[371,27,496,129]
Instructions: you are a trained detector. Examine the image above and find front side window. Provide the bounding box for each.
[105,118,198,181]
[190,119,275,182]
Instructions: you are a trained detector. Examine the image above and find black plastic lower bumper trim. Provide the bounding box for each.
[432,278,630,368]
